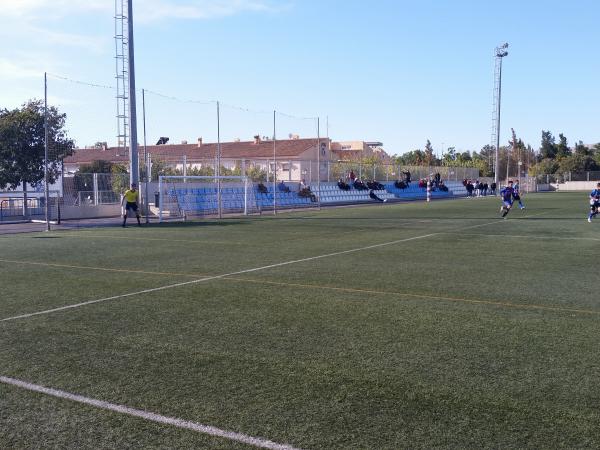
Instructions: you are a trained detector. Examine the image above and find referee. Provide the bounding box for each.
[121,183,142,227]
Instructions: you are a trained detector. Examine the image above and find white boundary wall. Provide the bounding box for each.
[556,181,599,191]
[61,204,121,220]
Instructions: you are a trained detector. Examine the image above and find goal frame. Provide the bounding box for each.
[158,175,252,222]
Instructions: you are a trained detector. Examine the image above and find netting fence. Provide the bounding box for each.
[3,72,498,225]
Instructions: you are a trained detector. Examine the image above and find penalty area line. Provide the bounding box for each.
[0,219,500,323]
[0,376,301,450]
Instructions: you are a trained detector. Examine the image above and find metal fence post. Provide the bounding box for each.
[93,173,99,206]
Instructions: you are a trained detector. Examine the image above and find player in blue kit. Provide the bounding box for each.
[500,180,514,218]
[513,180,525,210]
[588,182,600,223]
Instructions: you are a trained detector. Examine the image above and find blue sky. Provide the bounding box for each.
[1,0,598,156]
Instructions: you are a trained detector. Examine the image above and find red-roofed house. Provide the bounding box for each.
[64,136,331,182]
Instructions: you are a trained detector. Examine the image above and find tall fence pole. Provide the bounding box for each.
[273,110,277,215]
[217,101,222,219]
[142,88,149,223]
[127,0,139,186]
[44,72,50,231]
[317,117,321,211]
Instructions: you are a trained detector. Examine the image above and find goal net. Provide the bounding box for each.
[0,190,61,223]
[158,176,259,221]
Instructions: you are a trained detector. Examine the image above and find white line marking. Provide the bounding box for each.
[0,220,501,322]
[0,376,301,450]
[443,232,600,242]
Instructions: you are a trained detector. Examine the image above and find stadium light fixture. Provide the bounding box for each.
[493,42,509,184]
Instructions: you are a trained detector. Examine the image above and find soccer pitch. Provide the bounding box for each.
[1,192,599,449]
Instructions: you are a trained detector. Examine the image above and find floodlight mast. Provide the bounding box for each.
[127,0,139,186]
[492,43,508,184]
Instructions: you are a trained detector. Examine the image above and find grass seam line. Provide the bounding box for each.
[0,259,212,278]
[3,258,596,316]
[441,232,600,242]
[224,277,600,316]
[0,219,500,322]
[0,376,301,450]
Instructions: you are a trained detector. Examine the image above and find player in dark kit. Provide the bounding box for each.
[500,181,514,219]
[588,183,600,223]
[512,180,525,210]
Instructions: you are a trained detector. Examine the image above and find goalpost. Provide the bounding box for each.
[0,190,61,223]
[158,176,258,222]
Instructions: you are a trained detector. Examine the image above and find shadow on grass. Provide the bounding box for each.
[154,220,249,229]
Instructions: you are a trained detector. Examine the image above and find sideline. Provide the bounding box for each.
[0,376,300,450]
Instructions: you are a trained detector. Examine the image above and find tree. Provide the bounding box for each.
[140,159,177,181]
[530,158,558,177]
[246,165,267,182]
[397,150,426,166]
[539,130,557,160]
[442,147,457,165]
[424,140,436,166]
[78,160,117,174]
[555,133,571,159]
[574,141,591,156]
[557,154,599,174]
[74,160,128,195]
[0,100,74,190]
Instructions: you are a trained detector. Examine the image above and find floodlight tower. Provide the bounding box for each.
[114,0,139,185]
[491,43,508,184]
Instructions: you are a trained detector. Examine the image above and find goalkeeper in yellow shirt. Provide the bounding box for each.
[121,183,141,227]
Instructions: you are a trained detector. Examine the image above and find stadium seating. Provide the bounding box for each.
[310,183,395,204]
[254,185,313,209]
[383,182,452,200]
[169,187,256,213]
[168,179,470,214]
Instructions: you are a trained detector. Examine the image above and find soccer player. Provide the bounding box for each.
[121,183,141,227]
[513,180,525,210]
[500,180,514,218]
[588,182,600,223]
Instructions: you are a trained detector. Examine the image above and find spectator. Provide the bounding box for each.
[490,182,497,196]
[257,183,268,194]
[439,181,449,192]
[434,172,441,188]
[367,180,384,190]
[299,185,317,202]
[348,170,356,184]
[418,179,426,189]
[369,189,387,203]
[466,181,474,197]
[353,179,368,190]
[337,178,350,191]
[483,182,489,196]
[394,180,407,189]
[278,180,290,193]
[404,170,411,185]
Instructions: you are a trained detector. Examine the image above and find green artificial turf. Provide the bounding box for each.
[1,192,599,449]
